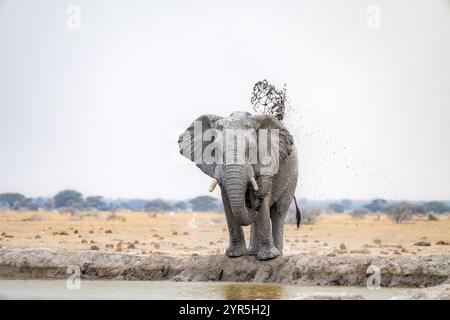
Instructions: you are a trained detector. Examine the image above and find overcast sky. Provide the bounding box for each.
[0,0,449,201]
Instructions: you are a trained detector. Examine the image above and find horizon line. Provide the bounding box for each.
[0,190,449,203]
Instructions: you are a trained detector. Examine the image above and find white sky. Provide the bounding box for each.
[0,0,449,200]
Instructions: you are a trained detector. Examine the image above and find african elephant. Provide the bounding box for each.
[178,111,300,260]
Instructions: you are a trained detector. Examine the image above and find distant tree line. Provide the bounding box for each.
[324,198,450,224]
[284,198,450,225]
[0,190,224,213]
[1,192,449,223]
[143,195,223,212]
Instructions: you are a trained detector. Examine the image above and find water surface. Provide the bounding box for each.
[0,280,403,300]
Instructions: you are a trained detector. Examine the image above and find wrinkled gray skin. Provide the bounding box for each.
[179,111,298,260]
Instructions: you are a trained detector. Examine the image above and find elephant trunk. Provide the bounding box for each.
[223,164,255,226]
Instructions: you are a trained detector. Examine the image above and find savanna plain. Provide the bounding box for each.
[0,210,448,257]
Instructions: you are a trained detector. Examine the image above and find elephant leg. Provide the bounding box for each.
[247,224,259,256]
[221,189,247,257]
[255,195,280,260]
[271,195,291,253]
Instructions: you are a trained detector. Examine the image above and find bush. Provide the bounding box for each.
[286,204,321,225]
[350,209,368,219]
[189,196,222,212]
[340,199,353,210]
[424,201,450,213]
[387,202,413,224]
[327,203,344,213]
[144,199,173,212]
[174,201,188,211]
[83,212,100,219]
[69,212,82,221]
[19,198,39,211]
[85,196,110,211]
[411,205,426,215]
[107,212,126,222]
[301,207,322,224]
[364,199,388,213]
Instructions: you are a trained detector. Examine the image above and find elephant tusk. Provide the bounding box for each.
[250,177,259,191]
[208,179,218,192]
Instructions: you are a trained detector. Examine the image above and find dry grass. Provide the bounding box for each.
[0,210,449,257]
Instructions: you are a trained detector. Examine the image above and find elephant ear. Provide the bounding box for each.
[253,115,294,174]
[178,114,223,178]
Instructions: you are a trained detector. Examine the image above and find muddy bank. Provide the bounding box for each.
[0,248,448,287]
[390,283,450,300]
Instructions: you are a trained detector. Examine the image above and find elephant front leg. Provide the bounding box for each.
[221,190,247,257]
[254,195,280,260]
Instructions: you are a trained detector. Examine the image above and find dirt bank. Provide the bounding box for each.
[390,283,450,300]
[0,248,448,287]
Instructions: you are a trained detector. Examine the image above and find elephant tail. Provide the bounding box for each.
[293,197,301,229]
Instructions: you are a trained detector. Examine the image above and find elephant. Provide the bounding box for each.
[178,111,300,260]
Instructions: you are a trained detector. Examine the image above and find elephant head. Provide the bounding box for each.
[178,111,294,226]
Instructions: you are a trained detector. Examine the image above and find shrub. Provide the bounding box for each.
[85,196,110,211]
[327,203,344,213]
[387,202,413,224]
[174,201,188,211]
[424,201,450,213]
[107,212,126,222]
[189,196,222,212]
[286,204,321,225]
[144,199,173,212]
[364,199,388,213]
[301,207,322,224]
[350,209,368,219]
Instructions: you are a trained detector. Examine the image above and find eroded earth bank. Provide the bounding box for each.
[0,248,447,283]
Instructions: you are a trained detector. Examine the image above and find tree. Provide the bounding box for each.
[0,193,26,210]
[144,199,173,212]
[119,199,147,211]
[86,196,109,211]
[340,199,353,210]
[327,203,345,213]
[53,190,84,209]
[32,197,48,210]
[387,202,413,224]
[20,197,39,211]
[364,199,388,212]
[44,198,54,210]
[424,201,450,213]
[189,196,221,212]
[174,201,188,211]
[411,204,426,214]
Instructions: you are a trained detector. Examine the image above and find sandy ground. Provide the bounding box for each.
[0,210,449,257]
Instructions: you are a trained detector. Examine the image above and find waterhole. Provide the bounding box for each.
[0,280,405,300]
